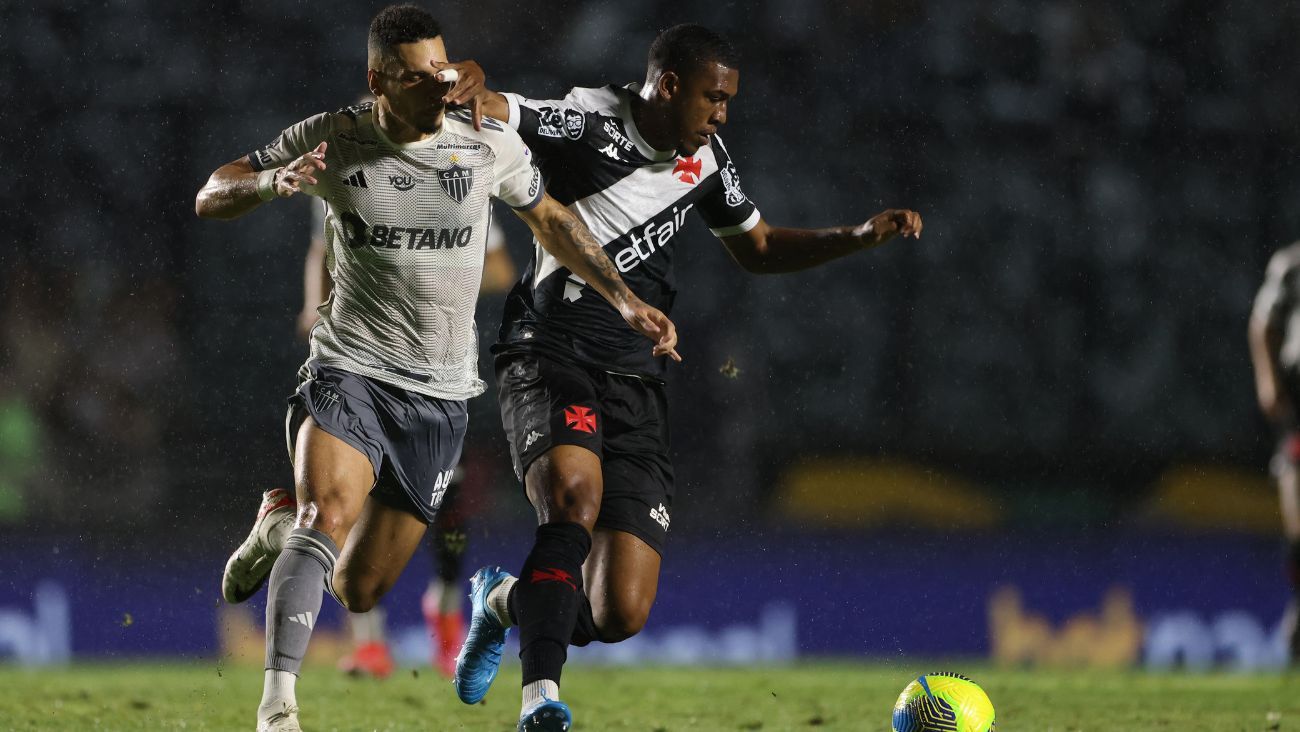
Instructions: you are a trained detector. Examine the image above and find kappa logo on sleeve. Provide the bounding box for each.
[602,120,635,152]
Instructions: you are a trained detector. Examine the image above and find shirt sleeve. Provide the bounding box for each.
[247,112,333,172]
[491,125,544,210]
[501,91,594,156]
[694,134,761,238]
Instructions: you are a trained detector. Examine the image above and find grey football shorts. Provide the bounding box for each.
[285,359,468,524]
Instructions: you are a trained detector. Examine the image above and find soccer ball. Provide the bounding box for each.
[891,672,996,732]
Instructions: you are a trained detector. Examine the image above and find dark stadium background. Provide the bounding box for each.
[3,0,1298,669]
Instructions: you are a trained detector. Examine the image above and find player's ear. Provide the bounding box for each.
[657,71,680,100]
[366,68,383,98]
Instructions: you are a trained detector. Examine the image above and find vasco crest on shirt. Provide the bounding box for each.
[437,154,474,204]
[720,160,747,207]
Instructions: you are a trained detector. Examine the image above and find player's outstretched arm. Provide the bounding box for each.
[721,208,923,274]
[514,194,682,362]
[195,142,328,220]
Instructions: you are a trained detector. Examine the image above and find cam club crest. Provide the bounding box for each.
[438,156,474,204]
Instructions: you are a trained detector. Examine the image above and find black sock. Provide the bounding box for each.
[515,521,591,685]
[569,593,598,647]
[507,585,596,646]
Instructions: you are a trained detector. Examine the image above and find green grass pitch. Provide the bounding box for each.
[0,660,1296,730]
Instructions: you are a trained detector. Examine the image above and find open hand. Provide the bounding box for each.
[620,299,682,362]
[435,60,487,130]
[275,141,327,197]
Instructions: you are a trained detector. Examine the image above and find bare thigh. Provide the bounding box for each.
[292,417,426,611]
[292,417,374,544]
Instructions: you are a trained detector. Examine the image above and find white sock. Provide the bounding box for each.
[427,579,461,615]
[488,575,518,628]
[258,669,298,720]
[349,607,386,644]
[522,679,560,711]
[264,508,295,554]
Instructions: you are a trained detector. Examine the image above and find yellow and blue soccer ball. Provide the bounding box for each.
[892,672,996,732]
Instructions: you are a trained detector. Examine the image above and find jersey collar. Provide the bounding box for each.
[620,84,677,163]
[371,108,447,150]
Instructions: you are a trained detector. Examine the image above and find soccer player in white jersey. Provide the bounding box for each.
[1250,240,1300,663]
[444,24,923,731]
[295,196,518,680]
[194,6,678,731]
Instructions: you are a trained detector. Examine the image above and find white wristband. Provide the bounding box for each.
[256,167,281,201]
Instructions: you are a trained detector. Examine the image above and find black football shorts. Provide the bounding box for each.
[285,359,468,524]
[496,352,674,555]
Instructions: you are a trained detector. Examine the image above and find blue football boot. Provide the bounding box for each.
[518,698,572,731]
[454,566,512,704]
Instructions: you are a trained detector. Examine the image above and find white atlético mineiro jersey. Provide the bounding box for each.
[250,103,543,400]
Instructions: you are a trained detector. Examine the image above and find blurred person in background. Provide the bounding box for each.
[445,23,922,731]
[194,6,675,730]
[297,192,518,679]
[1250,240,1300,663]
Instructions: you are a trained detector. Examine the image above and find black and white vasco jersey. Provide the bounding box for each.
[249,103,543,400]
[495,84,761,379]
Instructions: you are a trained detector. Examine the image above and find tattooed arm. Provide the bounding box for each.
[514,193,681,361]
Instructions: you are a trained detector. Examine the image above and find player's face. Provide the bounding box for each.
[372,37,453,134]
[670,62,738,157]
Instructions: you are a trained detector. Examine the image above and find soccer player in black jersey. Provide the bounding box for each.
[446,24,922,731]
[1250,240,1300,663]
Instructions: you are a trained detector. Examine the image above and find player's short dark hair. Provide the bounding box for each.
[647,24,739,79]
[368,5,442,69]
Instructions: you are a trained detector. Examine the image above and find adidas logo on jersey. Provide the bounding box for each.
[343,170,368,188]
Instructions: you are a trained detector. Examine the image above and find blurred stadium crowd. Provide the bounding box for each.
[4,0,1300,534]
